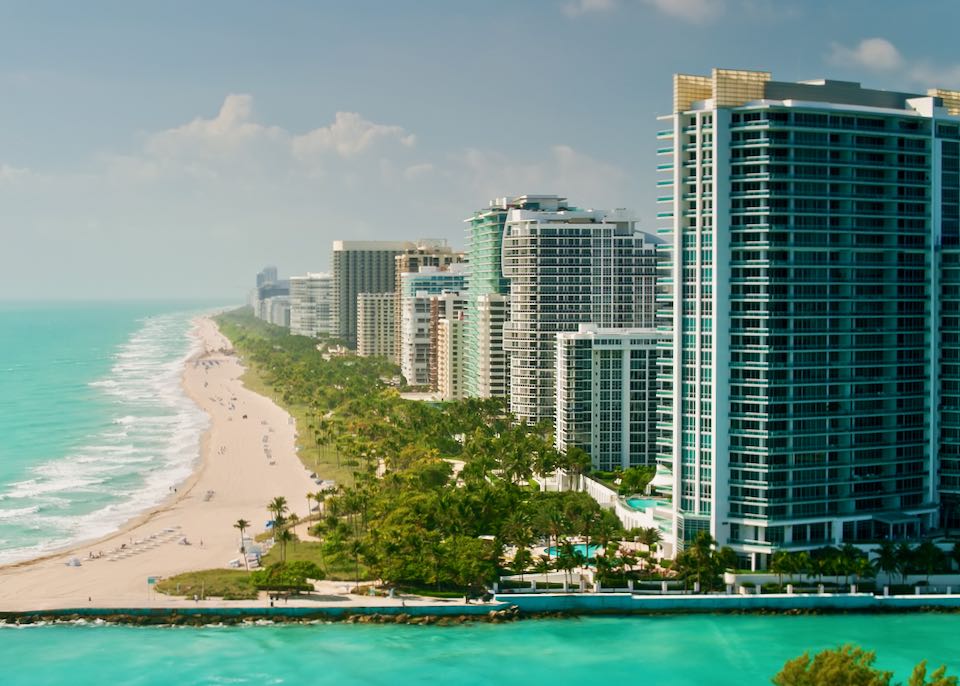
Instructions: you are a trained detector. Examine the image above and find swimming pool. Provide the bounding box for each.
[625,497,668,511]
[544,543,603,559]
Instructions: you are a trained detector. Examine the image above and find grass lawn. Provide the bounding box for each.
[260,540,372,582]
[395,586,469,599]
[155,569,258,600]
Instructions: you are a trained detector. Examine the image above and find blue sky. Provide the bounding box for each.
[2,0,959,299]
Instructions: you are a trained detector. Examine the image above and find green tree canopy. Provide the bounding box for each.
[772,645,956,686]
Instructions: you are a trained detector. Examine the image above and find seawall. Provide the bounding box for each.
[5,592,960,625]
[496,592,960,614]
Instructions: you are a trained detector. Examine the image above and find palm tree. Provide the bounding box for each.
[638,527,662,555]
[895,542,915,586]
[873,541,898,585]
[556,541,579,587]
[788,551,810,585]
[914,540,944,584]
[851,557,875,587]
[313,490,327,517]
[770,550,790,588]
[840,544,862,586]
[233,518,250,570]
[276,527,294,564]
[534,554,553,585]
[689,531,716,591]
[512,547,533,582]
[267,496,289,526]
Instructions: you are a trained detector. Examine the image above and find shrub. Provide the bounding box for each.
[252,561,324,591]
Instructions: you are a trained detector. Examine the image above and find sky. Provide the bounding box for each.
[2,0,960,300]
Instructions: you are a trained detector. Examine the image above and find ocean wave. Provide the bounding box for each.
[0,308,211,565]
[0,505,40,520]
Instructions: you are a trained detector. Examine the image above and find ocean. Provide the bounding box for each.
[2,614,959,685]
[0,301,219,565]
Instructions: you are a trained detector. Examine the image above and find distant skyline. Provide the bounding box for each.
[3,0,960,299]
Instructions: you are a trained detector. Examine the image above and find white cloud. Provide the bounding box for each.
[145,94,286,161]
[455,144,627,209]
[0,164,33,183]
[828,37,902,71]
[0,93,643,299]
[907,62,960,90]
[825,38,960,90]
[402,163,434,181]
[564,0,793,25]
[642,0,724,24]
[292,111,415,161]
[562,0,618,17]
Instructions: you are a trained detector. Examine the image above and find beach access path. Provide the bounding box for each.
[0,317,334,611]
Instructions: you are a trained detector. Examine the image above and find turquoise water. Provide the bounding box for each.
[2,614,959,685]
[0,302,219,564]
[625,497,667,511]
[545,544,602,558]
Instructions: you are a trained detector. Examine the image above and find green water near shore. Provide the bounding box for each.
[3,614,958,685]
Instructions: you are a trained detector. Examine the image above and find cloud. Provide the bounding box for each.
[145,94,286,161]
[564,0,792,24]
[907,62,960,90]
[0,164,33,183]
[292,111,415,161]
[825,38,960,90]
[642,0,724,24]
[454,144,627,209]
[0,93,643,300]
[828,37,902,71]
[562,0,618,17]
[402,163,434,181]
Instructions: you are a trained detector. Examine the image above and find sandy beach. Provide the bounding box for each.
[0,317,325,611]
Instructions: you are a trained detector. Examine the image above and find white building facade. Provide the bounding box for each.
[437,314,465,401]
[556,326,661,472]
[289,272,334,338]
[502,203,659,424]
[398,266,466,386]
[356,292,397,358]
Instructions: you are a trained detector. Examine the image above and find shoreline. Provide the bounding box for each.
[0,318,214,572]
[0,316,319,611]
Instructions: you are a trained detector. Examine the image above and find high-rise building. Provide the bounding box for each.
[463,196,566,398]
[472,293,510,398]
[289,272,334,338]
[657,68,960,567]
[429,292,467,391]
[332,241,414,348]
[555,326,661,471]
[253,280,290,322]
[256,266,278,288]
[437,314,466,401]
[356,292,397,358]
[501,202,659,424]
[393,241,465,362]
[398,266,467,386]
